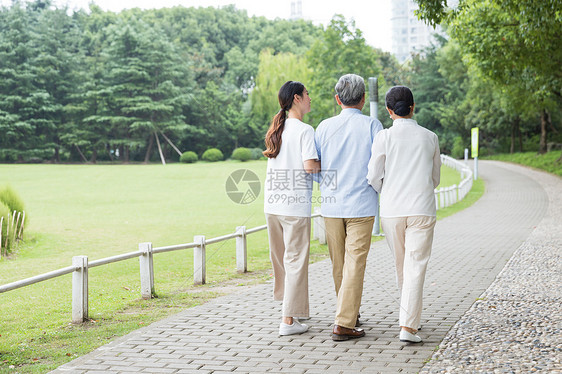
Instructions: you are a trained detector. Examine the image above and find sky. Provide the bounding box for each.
[0,0,393,51]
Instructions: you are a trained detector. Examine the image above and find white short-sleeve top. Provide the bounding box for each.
[264,118,318,217]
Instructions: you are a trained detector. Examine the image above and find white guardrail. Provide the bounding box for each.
[0,154,472,323]
[435,154,474,210]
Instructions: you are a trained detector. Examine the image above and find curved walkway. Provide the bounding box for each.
[51,161,560,374]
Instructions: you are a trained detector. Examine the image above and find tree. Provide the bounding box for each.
[415,0,562,153]
[306,15,382,126]
[250,49,312,136]
[32,4,84,162]
[99,19,190,163]
[0,3,47,161]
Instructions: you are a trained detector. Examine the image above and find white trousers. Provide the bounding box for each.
[381,216,436,329]
[265,214,310,318]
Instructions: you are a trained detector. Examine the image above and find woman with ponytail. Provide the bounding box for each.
[263,81,320,336]
[367,85,441,343]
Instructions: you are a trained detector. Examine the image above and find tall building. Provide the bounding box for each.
[391,0,444,63]
[290,0,303,20]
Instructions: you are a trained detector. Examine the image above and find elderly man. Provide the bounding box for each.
[315,74,383,341]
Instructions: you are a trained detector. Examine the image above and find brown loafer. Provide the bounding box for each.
[332,325,365,341]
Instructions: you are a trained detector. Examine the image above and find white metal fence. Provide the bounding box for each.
[435,154,474,210]
[0,154,473,323]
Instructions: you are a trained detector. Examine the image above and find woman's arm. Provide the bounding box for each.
[304,159,321,174]
[366,132,386,193]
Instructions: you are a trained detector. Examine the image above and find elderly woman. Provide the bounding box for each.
[367,85,441,343]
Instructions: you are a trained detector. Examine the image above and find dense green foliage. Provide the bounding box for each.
[413,0,562,154]
[0,2,322,163]
[179,151,198,163]
[231,147,252,162]
[250,148,264,160]
[0,2,398,163]
[201,147,224,162]
[0,0,559,162]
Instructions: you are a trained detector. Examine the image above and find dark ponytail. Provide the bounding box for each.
[263,81,305,158]
[385,85,414,117]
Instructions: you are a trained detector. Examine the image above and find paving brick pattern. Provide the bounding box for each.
[51,161,550,374]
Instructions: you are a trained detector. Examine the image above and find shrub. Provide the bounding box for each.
[251,148,265,160]
[231,147,252,162]
[0,185,25,215]
[201,148,224,162]
[179,151,198,163]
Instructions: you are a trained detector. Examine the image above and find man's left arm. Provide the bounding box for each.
[370,118,384,140]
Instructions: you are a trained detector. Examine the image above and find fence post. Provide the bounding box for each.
[313,207,326,244]
[236,226,247,273]
[139,242,155,299]
[72,255,88,323]
[451,186,455,204]
[439,188,445,209]
[194,235,206,285]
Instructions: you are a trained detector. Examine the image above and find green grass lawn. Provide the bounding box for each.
[0,161,476,373]
[483,150,562,176]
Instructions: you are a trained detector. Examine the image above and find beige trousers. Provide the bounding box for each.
[381,216,436,329]
[324,216,374,329]
[265,214,310,318]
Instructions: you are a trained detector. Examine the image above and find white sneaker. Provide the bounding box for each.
[400,330,422,343]
[279,320,309,336]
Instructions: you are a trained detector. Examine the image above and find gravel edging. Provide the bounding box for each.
[421,162,562,373]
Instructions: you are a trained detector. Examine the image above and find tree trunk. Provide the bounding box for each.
[90,148,97,164]
[106,144,114,161]
[53,135,61,163]
[155,131,166,165]
[75,144,88,163]
[53,147,60,163]
[510,117,520,154]
[510,122,515,154]
[159,131,183,156]
[539,109,548,154]
[144,134,154,164]
[124,145,130,163]
[518,120,523,152]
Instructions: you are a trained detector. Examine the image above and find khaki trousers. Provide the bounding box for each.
[324,216,374,329]
[265,214,310,318]
[381,216,436,329]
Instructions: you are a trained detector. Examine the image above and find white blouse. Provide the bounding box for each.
[367,118,441,217]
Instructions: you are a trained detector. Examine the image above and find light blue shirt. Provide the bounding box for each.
[314,108,383,218]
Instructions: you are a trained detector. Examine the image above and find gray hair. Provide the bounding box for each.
[335,74,365,106]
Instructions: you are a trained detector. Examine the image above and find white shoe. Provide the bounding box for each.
[400,330,422,343]
[279,320,309,336]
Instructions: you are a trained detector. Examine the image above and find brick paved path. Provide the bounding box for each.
[52,161,551,374]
